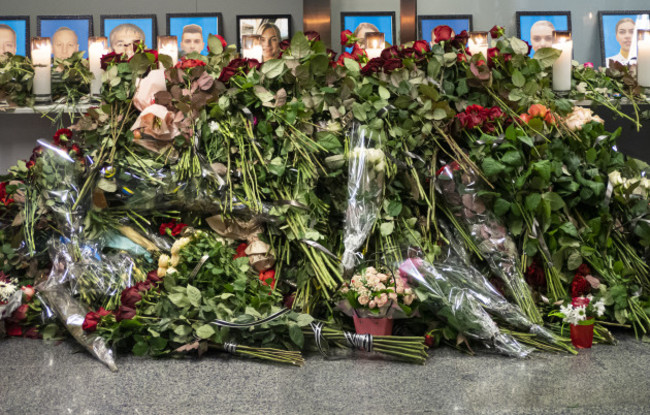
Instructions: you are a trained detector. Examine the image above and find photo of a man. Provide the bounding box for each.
[418,15,472,47]
[0,24,17,55]
[110,23,145,57]
[530,20,555,52]
[52,27,79,59]
[180,24,204,55]
[167,13,221,56]
[341,12,395,53]
[38,16,92,58]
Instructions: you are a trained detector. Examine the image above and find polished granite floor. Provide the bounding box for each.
[1,332,649,415]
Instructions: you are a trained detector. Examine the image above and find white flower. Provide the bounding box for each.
[0,279,18,302]
[209,121,220,133]
[594,299,606,317]
[158,254,170,269]
[608,171,623,187]
[368,300,377,309]
[575,305,588,322]
[576,82,588,94]
[358,295,369,305]
[564,106,604,131]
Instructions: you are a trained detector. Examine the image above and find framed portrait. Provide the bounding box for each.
[418,15,473,45]
[167,13,223,56]
[516,11,571,57]
[100,14,158,53]
[236,14,292,61]
[37,15,93,59]
[340,12,396,52]
[0,16,29,57]
[598,11,650,67]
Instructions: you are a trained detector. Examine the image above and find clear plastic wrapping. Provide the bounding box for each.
[341,124,386,271]
[436,162,542,324]
[398,257,533,358]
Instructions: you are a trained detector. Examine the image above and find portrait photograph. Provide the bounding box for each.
[167,13,223,56]
[0,16,29,57]
[598,11,650,67]
[37,15,93,60]
[341,12,396,52]
[418,15,473,45]
[236,15,291,62]
[516,11,571,57]
[101,14,157,56]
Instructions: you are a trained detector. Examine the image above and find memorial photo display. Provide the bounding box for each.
[598,11,650,67]
[101,14,157,54]
[167,13,223,56]
[341,12,396,52]
[236,15,291,62]
[418,15,473,46]
[516,11,571,57]
[0,16,29,57]
[37,15,93,59]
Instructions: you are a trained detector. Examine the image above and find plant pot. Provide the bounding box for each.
[570,320,595,349]
[353,315,393,336]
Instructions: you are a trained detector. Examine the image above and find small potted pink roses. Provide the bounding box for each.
[339,266,417,336]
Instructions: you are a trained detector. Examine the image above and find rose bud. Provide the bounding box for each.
[120,286,142,308]
[82,311,102,332]
[115,305,137,322]
[340,29,353,46]
[21,285,35,302]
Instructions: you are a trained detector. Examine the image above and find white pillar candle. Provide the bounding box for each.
[638,30,650,87]
[88,37,108,96]
[31,37,52,102]
[157,36,178,66]
[552,31,572,92]
[467,32,489,59]
[364,32,384,59]
[241,35,263,61]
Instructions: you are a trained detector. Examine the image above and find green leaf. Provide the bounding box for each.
[186,285,202,308]
[344,58,360,73]
[132,342,148,356]
[493,198,511,216]
[290,32,311,58]
[196,324,216,339]
[378,86,390,100]
[559,222,579,238]
[501,150,521,166]
[533,160,551,182]
[481,158,506,177]
[385,200,403,217]
[432,108,447,120]
[261,59,285,78]
[526,193,541,211]
[511,70,525,87]
[295,313,314,326]
[427,57,441,78]
[207,34,224,55]
[511,37,530,55]
[253,85,274,103]
[518,134,534,147]
[380,221,395,236]
[533,47,562,69]
[567,251,582,270]
[542,192,565,211]
[174,324,193,337]
[168,293,190,308]
[288,323,304,348]
[585,148,597,164]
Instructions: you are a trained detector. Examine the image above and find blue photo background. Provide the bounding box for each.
[519,15,569,57]
[601,14,647,61]
[0,19,27,56]
[420,18,471,44]
[343,14,393,53]
[103,18,154,50]
[40,19,90,57]
[169,16,219,55]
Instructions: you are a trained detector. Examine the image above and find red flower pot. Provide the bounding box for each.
[570,320,594,349]
[353,315,393,336]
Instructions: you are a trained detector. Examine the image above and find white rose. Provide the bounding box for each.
[158,254,170,269]
[608,171,622,187]
[358,295,369,305]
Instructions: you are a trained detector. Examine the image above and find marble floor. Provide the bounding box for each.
[1,331,649,415]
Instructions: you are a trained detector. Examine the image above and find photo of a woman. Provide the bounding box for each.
[237,15,291,62]
[607,18,635,65]
[258,23,281,62]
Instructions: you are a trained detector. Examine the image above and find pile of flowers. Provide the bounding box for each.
[340,266,416,314]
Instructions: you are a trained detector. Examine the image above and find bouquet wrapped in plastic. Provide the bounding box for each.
[436,161,542,324]
[341,124,386,272]
[398,256,533,357]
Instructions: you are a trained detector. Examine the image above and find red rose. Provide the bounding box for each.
[571,296,591,308]
[380,46,400,60]
[486,107,504,121]
[6,323,22,337]
[100,51,129,70]
[571,275,591,298]
[489,25,505,39]
[304,31,321,41]
[351,43,367,60]
[280,39,291,51]
[115,305,136,322]
[413,40,430,54]
[218,66,238,83]
[147,270,162,284]
[336,52,357,67]
[399,47,416,59]
[53,128,73,146]
[135,280,152,292]
[82,310,102,332]
[159,221,187,237]
[0,182,13,207]
[577,264,591,276]
[233,243,248,259]
[326,48,337,60]
[518,113,532,124]
[69,144,83,157]
[23,327,39,339]
[26,160,35,170]
[424,334,435,347]
[120,286,142,308]
[544,111,557,125]
[283,292,295,308]
[360,58,383,75]
[215,34,227,49]
[21,285,35,302]
[340,30,353,46]
[433,25,453,43]
[383,58,404,72]
[450,30,469,49]
[259,269,276,289]
[524,261,546,289]
[175,57,207,69]
[11,304,29,322]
